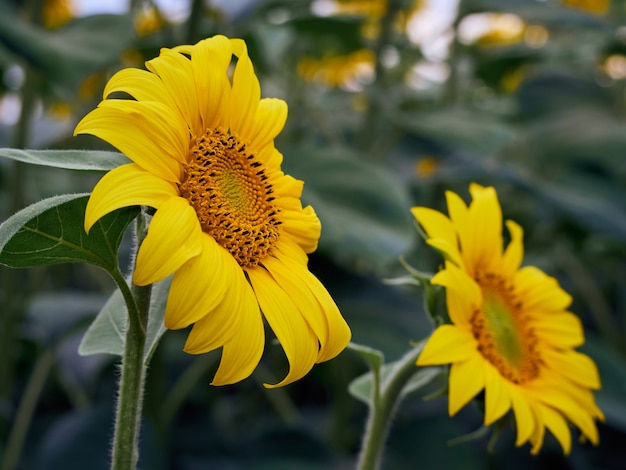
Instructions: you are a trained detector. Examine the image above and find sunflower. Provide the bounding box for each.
[412,184,603,454]
[75,35,351,387]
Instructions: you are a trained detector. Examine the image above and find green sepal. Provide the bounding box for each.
[0,194,138,272]
[78,277,170,363]
[0,148,130,172]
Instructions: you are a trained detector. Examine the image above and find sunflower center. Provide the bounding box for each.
[179,127,281,268]
[470,272,540,384]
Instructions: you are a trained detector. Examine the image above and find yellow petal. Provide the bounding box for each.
[75,100,186,182]
[145,48,201,137]
[273,172,304,199]
[188,35,232,132]
[416,325,476,365]
[411,207,451,240]
[530,383,600,445]
[274,242,308,272]
[506,383,535,447]
[431,262,481,328]
[501,220,524,276]
[483,362,511,425]
[165,235,231,330]
[542,348,601,390]
[539,404,572,455]
[448,353,485,416]
[529,405,546,455]
[263,254,351,363]
[247,266,319,387]
[425,238,465,269]
[183,253,257,355]
[229,51,260,138]
[515,266,572,312]
[248,98,288,153]
[466,184,502,273]
[133,197,203,285]
[281,205,321,254]
[84,163,178,233]
[209,278,265,386]
[411,206,463,267]
[530,312,584,348]
[103,68,174,109]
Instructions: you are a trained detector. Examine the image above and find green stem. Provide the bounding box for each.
[357,345,425,470]
[109,215,152,470]
[0,67,40,415]
[356,0,404,155]
[1,349,54,470]
[186,0,205,44]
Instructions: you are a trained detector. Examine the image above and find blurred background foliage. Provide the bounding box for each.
[0,0,625,468]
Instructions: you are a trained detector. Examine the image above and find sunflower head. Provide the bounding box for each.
[75,35,351,387]
[412,183,604,454]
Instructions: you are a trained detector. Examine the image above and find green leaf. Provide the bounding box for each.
[0,194,138,271]
[349,361,442,405]
[79,277,170,363]
[0,9,134,88]
[397,107,515,157]
[283,146,415,272]
[78,289,126,357]
[0,148,130,172]
[347,342,385,372]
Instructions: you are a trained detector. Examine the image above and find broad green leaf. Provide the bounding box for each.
[0,194,138,271]
[78,289,126,357]
[0,148,130,172]
[349,361,442,405]
[283,146,415,272]
[347,342,385,372]
[397,108,515,157]
[79,277,170,363]
[0,8,134,89]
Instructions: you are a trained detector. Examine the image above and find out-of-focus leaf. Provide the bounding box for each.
[396,108,516,157]
[461,0,608,28]
[523,107,626,176]
[580,335,626,432]
[0,194,138,271]
[79,277,170,362]
[0,8,134,88]
[0,149,130,172]
[24,293,106,345]
[285,16,365,55]
[517,74,613,120]
[527,177,626,241]
[284,146,415,272]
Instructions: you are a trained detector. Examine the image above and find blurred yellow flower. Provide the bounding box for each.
[298,49,375,89]
[42,0,74,29]
[414,156,438,178]
[134,5,164,37]
[75,35,351,387]
[561,0,610,14]
[413,184,604,454]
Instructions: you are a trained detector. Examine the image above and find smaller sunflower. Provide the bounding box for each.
[412,184,603,454]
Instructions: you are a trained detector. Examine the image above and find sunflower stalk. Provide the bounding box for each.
[110,213,152,470]
[357,345,425,470]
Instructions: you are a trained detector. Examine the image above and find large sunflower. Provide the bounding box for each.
[412,184,603,454]
[75,35,351,387]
